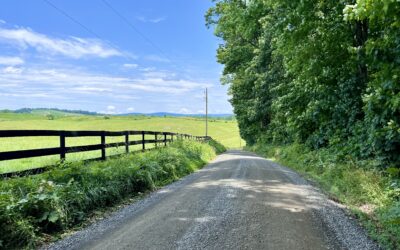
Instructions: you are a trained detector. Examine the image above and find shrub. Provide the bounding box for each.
[207,139,227,154]
[0,140,222,248]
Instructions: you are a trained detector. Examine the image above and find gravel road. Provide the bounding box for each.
[47,150,379,250]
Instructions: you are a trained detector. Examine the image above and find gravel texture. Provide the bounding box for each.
[44,150,380,250]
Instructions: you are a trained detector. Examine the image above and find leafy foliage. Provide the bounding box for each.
[206,0,399,167]
[0,139,224,249]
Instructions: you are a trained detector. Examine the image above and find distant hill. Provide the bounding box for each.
[0,108,99,117]
[121,112,234,118]
[11,108,99,116]
[0,108,234,119]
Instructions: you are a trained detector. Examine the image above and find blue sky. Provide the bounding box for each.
[0,0,231,114]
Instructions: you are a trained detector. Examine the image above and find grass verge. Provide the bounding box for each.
[0,139,226,249]
[249,143,400,249]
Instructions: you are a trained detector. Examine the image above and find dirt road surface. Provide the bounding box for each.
[48,150,378,250]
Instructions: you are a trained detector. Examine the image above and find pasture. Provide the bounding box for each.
[0,113,243,173]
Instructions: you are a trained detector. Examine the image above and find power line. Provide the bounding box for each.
[101,0,170,61]
[42,0,124,56]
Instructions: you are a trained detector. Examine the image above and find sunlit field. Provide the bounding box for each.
[0,113,244,173]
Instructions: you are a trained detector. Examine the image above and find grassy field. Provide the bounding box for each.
[0,113,243,174]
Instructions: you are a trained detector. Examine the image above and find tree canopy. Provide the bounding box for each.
[207,0,400,167]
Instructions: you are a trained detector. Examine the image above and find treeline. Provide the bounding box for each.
[207,0,399,167]
[12,108,99,116]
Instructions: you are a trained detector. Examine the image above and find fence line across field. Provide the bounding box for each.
[0,130,211,177]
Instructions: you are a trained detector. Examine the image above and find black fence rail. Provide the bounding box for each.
[0,130,211,178]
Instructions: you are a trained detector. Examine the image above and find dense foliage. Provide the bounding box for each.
[0,140,225,249]
[206,0,399,167]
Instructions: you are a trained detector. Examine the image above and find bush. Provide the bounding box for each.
[207,139,227,154]
[0,140,222,248]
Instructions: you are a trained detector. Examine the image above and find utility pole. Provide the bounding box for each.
[205,88,208,137]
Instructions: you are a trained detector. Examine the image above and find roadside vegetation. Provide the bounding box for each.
[249,143,400,249]
[0,113,242,173]
[207,0,399,248]
[0,139,226,249]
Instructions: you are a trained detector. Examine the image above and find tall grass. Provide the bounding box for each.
[250,143,400,249]
[0,139,226,249]
[0,113,243,173]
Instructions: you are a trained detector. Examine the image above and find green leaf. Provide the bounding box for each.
[48,211,60,223]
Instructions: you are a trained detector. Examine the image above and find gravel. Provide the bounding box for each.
[268,160,380,250]
[44,150,380,250]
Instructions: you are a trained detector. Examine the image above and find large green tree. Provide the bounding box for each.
[207,0,400,167]
[345,0,400,165]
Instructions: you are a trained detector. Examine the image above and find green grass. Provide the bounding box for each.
[0,113,244,173]
[249,143,400,249]
[0,139,225,249]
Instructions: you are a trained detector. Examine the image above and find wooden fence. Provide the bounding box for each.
[0,130,211,177]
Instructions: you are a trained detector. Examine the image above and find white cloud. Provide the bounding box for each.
[0,66,210,97]
[2,66,22,74]
[72,86,111,92]
[145,55,170,63]
[0,20,5,24]
[179,108,191,114]
[123,63,138,69]
[0,56,24,65]
[140,67,156,72]
[101,105,118,114]
[136,16,166,23]
[142,70,175,78]
[127,107,135,112]
[0,27,122,58]
[0,92,56,98]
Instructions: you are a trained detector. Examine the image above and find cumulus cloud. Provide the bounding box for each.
[0,66,210,98]
[127,107,135,112]
[2,66,22,74]
[0,26,122,58]
[0,56,24,65]
[100,105,117,114]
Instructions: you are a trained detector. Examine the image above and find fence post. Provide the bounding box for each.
[125,131,129,153]
[164,133,167,146]
[142,131,145,151]
[60,132,66,162]
[101,131,106,160]
[171,134,174,142]
[155,132,158,148]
